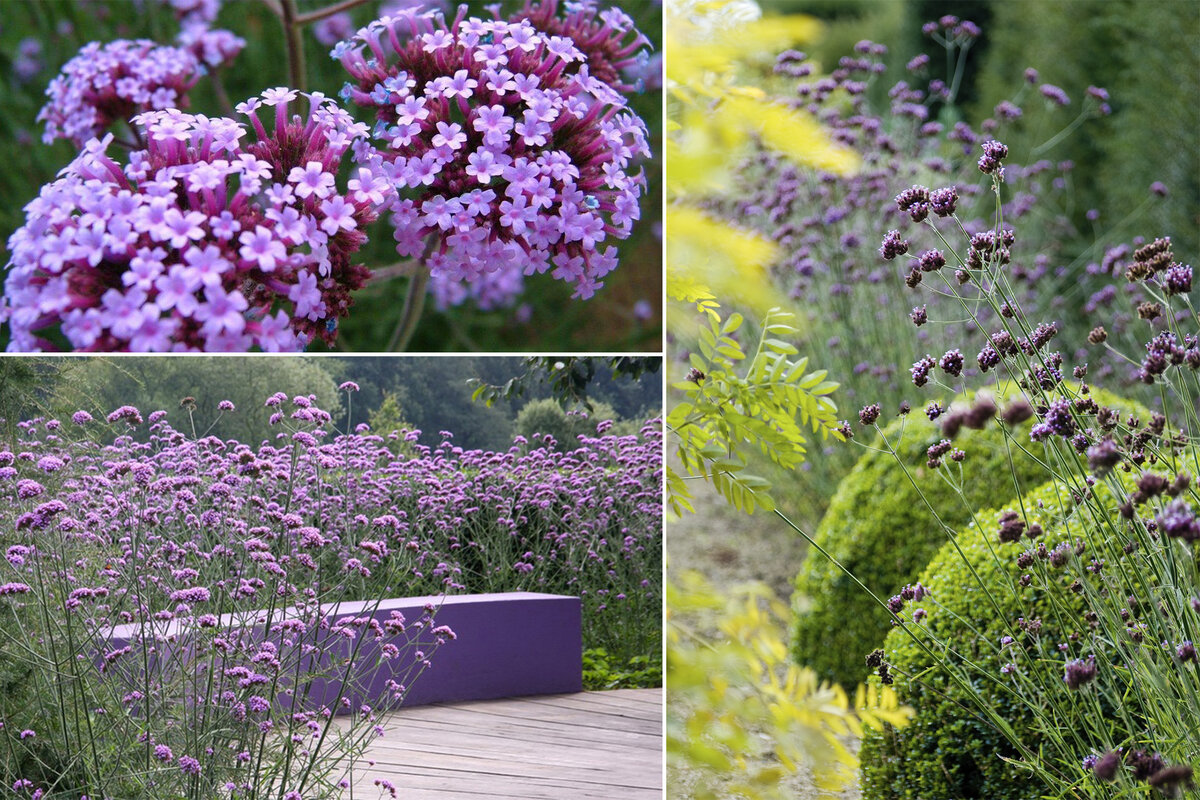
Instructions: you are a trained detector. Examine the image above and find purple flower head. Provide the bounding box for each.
[879,230,909,260]
[38,38,236,149]
[334,5,650,307]
[1039,83,1070,106]
[977,139,1008,176]
[508,1,652,94]
[1063,655,1097,689]
[929,186,958,217]
[5,90,392,352]
[177,23,246,69]
[161,0,221,26]
[1157,499,1199,542]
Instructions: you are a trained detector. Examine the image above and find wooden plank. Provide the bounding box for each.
[339,689,662,799]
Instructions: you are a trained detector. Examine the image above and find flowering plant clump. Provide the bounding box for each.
[4,89,394,351]
[0,387,661,796]
[333,2,651,308]
[840,116,1197,800]
[703,13,1182,523]
[37,38,239,149]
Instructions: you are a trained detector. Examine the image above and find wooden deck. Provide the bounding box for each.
[341,688,663,799]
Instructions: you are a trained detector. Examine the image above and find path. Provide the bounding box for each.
[342,688,662,799]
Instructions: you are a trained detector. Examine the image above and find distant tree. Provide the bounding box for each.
[366,392,417,457]
[513,398,636,451]
[470,356,661,412]
[49,358,342,444]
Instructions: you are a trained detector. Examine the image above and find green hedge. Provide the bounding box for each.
[972,0,1199,259]
[790,386,1141,688]
[859,479,1083,799]
[791,387,1046,688]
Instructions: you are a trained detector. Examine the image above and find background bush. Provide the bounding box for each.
[792,386,1145,689]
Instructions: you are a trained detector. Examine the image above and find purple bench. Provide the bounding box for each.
[106,592,582,711]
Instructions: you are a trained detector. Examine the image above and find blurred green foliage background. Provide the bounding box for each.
[0,0,662,352]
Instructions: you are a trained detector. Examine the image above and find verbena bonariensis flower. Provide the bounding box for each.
[37,39,235,149]
[4,90,394,352]
[333,3,651,308]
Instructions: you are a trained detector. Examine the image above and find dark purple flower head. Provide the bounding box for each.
[938,349,964,377]
[5,90,389,351]
[333,5,650,307]
[929,186,958,217]
[879,230,909,260]
[1092,750,1122,781]
[1030,399,1075,441]
[1063,655,1096,689]
[918,249,946,272]
[1163,263,1192,295]
[977,139,1008,176]
[859,403,881,426]
[910,354,936,387]
[1086,437,1121,475]
[894,185,930,222]
[1157,499,1199,542]
[1147,765,1194,796]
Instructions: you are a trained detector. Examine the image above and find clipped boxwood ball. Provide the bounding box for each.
[860,460,1197,799]
[790,386,1141,689]
[859,479,1079,800]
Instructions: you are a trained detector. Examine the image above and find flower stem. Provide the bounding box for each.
[279,0,307,92]
[296,0,371,25]
[387,238,439,351]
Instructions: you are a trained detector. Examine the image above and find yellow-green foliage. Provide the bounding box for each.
[667,307,842,515]
[667,570,910,799]
[665,0,858,317]
[791,386,1144,689]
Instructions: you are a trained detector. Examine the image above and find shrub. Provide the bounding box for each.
[859,479,1082,800]
[860,457,1199,799]
[790,385,1142,688]
[513,398,633,451]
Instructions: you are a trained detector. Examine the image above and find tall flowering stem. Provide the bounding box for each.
[278,0,308,92]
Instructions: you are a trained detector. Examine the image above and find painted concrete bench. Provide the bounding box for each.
[106,591,582,711]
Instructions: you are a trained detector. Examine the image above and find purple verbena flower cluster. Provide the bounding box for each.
[37,39,231,149]
[332,2,650,307]
[5,90,393,351]
[0,391,662,794]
